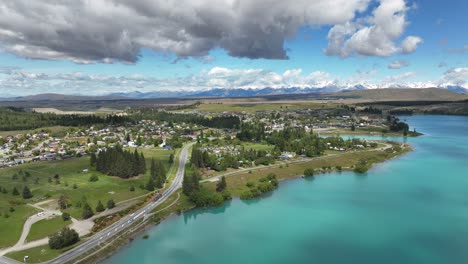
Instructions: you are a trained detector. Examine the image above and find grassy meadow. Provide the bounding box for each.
[0,147,175,249]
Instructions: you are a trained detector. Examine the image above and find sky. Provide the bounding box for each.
[0,0,467,96]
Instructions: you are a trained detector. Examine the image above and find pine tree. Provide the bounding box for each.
[90,153,97,166]
[82,202,94,219]
[95,200,105,212]
[216,176,227,192]
[182,173,193,195]
[58,195,68,209]
[22,186,33,199]
[107,199,115,209]
[12,187,19,196]
[139,152,146,174]
[191,168,201,192]
[146,178,155,191]
[150,158,156,179]
[133,149,140,176]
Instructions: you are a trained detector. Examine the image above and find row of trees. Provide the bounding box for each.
[387,116,410,133]
[266,127,326,157]
[8,186,33,199]
[145,158,167,191]
[92,146,146,178]
[236,123,266,141]
[0,107,130,131]
[129,109,241,129]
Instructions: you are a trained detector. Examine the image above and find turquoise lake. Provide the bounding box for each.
[105,115,468,264]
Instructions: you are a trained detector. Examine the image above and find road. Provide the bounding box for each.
[0,256,22,264]
[47,142,193,264]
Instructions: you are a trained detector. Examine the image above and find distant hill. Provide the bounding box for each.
[335,88,467,101]
[0,93,128,101]
[1,87,467,102]
[109,86,366,99]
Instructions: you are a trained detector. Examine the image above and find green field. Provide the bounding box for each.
[195,102,339,113]
[26,217,71,242]
[0,203,38,248]
[242,143,275,151]
[0,147,174,249]
[5,244,71,263]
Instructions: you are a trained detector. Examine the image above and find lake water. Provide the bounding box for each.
[105,115,468,264]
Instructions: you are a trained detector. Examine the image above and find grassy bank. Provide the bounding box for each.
[320,127,422,137]
[202,143,411,196]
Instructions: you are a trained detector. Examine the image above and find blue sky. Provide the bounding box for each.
[0,0,466,96]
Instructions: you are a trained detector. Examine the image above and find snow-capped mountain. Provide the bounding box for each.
[109,84,468,99]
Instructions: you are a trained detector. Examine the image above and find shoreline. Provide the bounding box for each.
[6,142,413,263]
[78,143,414,264]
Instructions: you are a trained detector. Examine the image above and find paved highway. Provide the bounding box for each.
[0,256,23,264]
[48,142,193,264]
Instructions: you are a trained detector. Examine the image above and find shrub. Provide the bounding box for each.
[107,199,115,209]
[62,212,71,221]
[304,168,315,177]
[88,174,99,182]
[95,200,105,212]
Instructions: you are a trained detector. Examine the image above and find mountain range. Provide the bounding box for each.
[0,85,467,101]
[110,85,468,99]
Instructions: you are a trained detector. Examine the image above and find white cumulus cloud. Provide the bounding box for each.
[325,0,422,57]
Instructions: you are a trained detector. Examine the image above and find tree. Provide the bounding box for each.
[58,195,68,209]
[22,186,33,199]
[89,174,99,182]
[48,227,79,249]
[351,123,356,131]
[12,187,19,196]
[107,199,115,209]
[136,136,143,146]
[129,185,135,192]
[82,202,94,219]
[94,146,146,178]
[73,183,78,189]
[169,153,174,164]
[216,176,227,192]
[62,212,71,221]
[150,158,156,179]
[354,159,368,174]
[90,153,97,166]
[304,168,315,177]
[146,178,155,191]
[182,173,193,196]
[95,200,105,212]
